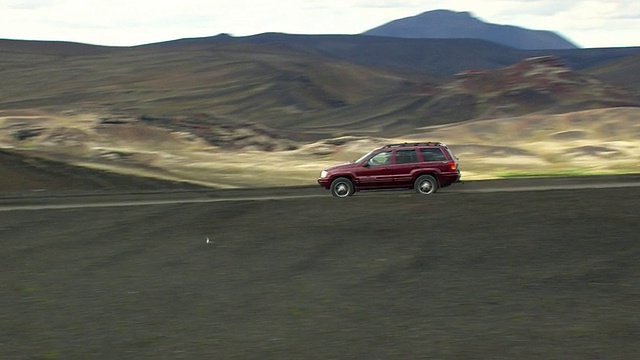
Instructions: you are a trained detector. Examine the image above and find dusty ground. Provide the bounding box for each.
[2,182,639,359]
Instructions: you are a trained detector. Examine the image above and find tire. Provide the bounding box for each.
[414,175,438,195]
[330,177,354,198]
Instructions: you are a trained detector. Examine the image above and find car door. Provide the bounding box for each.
[390,149,419,186]
[353,150,394,187]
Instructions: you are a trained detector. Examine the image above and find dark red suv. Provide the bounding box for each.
[318,142,460,197]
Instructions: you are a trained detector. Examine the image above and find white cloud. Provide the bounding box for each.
[0,0,638,47]
[4,0,56,10]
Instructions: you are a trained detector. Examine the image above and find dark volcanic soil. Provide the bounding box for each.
[1,186,639,359]
[0,149,204,192]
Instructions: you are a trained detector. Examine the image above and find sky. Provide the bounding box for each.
[1,0,639,48]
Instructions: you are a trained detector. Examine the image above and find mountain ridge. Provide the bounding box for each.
[147,33,640,77]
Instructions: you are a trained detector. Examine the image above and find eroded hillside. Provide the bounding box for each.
[403,56,640,125]
[1,38,640,188]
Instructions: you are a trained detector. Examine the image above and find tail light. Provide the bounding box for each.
[447,161,457,171]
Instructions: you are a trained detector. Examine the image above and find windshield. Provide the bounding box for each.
[352,150,375,164]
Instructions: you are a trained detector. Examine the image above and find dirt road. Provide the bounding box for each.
[2,178,640,359]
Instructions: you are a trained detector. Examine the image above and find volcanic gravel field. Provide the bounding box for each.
[2,177,640,359]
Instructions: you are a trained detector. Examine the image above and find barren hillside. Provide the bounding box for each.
[1,38,640,188]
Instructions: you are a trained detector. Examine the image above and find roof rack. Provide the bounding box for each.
[383,142,444,148]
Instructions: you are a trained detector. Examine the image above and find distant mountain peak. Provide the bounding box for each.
[422,9,472,17]
[362,9,578,50]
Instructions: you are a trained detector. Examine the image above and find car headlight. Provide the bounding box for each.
[320,170,328,178]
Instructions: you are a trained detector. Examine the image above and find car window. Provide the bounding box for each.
[367,151,391,166]
[394,149,418,164]
[444,147,458,162]
[420,148,447,161]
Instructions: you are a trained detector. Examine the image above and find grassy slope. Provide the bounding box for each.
[1,106,639,188]
[404,107,640,178]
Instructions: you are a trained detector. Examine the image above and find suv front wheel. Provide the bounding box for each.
[414,175,438,195]
[330,177,354,198]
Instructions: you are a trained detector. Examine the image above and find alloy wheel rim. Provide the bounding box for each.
[420,181,433,193]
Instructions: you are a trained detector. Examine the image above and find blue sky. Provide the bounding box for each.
[1,0,638,48]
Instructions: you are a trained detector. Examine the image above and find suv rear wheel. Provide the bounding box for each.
[330,177,354,198]
[414,175,438,195]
